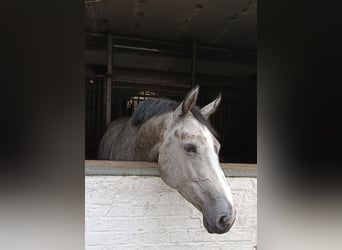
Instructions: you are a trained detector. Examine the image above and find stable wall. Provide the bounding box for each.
[85,161,257,250]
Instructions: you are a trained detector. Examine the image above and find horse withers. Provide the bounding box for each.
[97,86,236,234]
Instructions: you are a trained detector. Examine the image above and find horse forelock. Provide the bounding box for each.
[131,98,218,139]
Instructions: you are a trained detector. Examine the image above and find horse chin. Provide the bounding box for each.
[203,217,215,234]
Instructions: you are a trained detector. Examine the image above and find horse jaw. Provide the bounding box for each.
[147,142,161,161]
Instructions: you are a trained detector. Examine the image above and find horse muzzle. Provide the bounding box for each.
[203,204,236,234]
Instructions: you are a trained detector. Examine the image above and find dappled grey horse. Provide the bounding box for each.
[98,86,236,234]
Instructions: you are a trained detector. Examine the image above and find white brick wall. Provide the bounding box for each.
[86,176,257,250]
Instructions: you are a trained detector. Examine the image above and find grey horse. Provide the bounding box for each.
[98,86,236,234]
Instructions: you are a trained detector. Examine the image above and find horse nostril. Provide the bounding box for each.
[216,211,236,232]
[216,214,229,229]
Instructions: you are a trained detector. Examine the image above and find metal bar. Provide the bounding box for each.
[86,31,106,37]
[112,78,189,88]
[111,75,254,89]
[105,34,112,125]
[113,44,160,52]
[112,44,187,56]
[85,32,256,63]
[191,40,197,87]
[85,32,256,54]
[111,35,183,46]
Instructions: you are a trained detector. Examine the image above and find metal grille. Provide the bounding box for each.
[127,90,158,110]
[86,80,256,163]
[110,82,190,121]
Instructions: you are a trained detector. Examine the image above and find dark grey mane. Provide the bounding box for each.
[131,98,218,137]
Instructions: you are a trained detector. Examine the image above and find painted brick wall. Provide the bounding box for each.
[86,176,257,250]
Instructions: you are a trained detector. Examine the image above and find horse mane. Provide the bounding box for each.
[131,98,218,138]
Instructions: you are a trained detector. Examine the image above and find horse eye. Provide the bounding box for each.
[184,143,197,153]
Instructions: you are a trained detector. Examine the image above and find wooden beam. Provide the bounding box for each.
[191,39,197,87]
[85,160,257,178]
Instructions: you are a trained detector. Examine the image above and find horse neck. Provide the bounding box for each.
[134,113,171,161]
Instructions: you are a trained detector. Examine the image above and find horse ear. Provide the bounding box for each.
[200,93,221,119]
[174,85,199,117]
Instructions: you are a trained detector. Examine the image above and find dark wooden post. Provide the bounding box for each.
[191,39,197,88]
[105,34,113,126]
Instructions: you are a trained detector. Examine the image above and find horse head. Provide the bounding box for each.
[158,86,236,234]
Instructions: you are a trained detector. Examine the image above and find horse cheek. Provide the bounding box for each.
[158,141,181,189]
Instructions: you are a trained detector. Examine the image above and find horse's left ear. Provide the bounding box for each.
[200,93,221,119]
[174,85,199,117]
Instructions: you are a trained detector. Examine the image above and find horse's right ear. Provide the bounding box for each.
[174,85,199,118]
